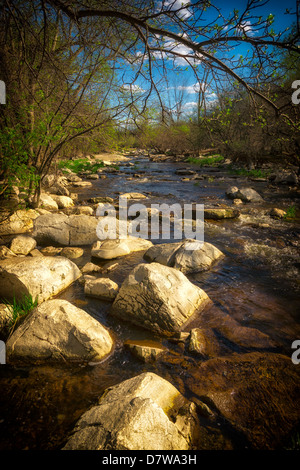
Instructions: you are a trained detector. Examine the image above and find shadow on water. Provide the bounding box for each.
[0,155,300,450]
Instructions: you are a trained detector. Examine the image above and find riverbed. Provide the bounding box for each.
[0,153,300,450]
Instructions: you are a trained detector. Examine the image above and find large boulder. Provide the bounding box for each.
[68,215,99,245]
[32,213,70,245]
[0,256,81,304]
[62,372,200,450]
[144,239,224,273]
[111,262,210,335]
[6,299,113,363]
[32,213,99,246]
[91,237,153,260]
[0,209,39,236]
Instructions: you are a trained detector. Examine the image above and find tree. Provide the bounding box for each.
[47,0,300,116]
[0,0,139,205]
[1,0,299,205]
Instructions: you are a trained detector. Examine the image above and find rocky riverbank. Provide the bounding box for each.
[0,151,299,450]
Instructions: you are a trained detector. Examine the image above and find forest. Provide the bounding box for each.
[0,0,299,206]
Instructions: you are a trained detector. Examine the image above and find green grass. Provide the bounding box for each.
[284,205,297,219]
[58,158,110,174]
[186,155,224,167]
[228,168,272,178]
[4,293,38,335]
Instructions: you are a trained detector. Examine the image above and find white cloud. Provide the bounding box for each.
[177,82,207,94]
[183,101,198,108]
[160,0,192,19]
[121,84,144,93]
[152,38,202,66]
[236,20,255,36]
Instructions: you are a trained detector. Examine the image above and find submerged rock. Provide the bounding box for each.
[144,239,224,273]
[186,352,300,449]
[62,372,200,450]
[111,262,210,335]
[0,256,81,304]
[125,341,166,362]
[6,299,113,363]
[188,328,220,358]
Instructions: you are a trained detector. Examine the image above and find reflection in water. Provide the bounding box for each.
[0,155,299,450]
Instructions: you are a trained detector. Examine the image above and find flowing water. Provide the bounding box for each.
[0,154,300,450]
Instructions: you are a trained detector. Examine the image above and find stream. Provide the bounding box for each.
[0,153,300,450]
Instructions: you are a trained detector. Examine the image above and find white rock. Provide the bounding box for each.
[111,262,210,335]
[63,372,199,450]
[6,299,113,363]
[39,193,59,211]
[81,262,102,274]
[236,187,263,203]
[0,209,39,236]
[49,195,74,209]
[144,239,224,273]
[0,256,81,304]
[92,237,153,259]
[60,247,84,259]
[32,213,99,246]
[10,235,37,255]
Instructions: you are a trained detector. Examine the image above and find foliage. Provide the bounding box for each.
[284,205,297,219]
[58,158,120,174]
[58,158,105,174]
[4,294,38,335]
[228,168,272,178]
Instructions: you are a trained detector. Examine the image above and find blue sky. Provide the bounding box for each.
[120,0,299,118]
